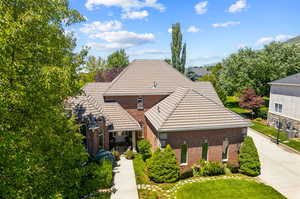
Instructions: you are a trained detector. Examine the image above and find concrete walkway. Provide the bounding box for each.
[248,128,300,199]
[111,156,139,199]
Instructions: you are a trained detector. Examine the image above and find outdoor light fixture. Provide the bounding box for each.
[275,119,283,144]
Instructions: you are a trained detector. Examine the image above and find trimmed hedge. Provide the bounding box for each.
[225,96,239,108]
[137,140,152,161]
[239,136,261,176]
[147,145,180,183]
[257,107,268,119]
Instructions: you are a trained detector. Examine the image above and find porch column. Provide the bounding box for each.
[132,131,137,152]
[100,116,110,150]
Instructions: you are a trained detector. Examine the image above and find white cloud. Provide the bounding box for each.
[212,21,240,28]
[91,30,154,43]
[121,10,149,19]
[87,31,155,51]
[129,49,169,55]
[85,0,165,12]
[255,34,294,46]
[228,0,247,13]
[80,21,122,33]
[195,1,208,15]
[168,28,172,33]
[187,25,200,33]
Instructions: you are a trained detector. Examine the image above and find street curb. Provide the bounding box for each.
[249,128,300,156]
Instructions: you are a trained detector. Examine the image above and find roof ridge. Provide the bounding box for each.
[103,60,136,94]
[159,87,190,130]
[190,88,248,122]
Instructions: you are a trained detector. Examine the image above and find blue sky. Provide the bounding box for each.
[68,0,300,66]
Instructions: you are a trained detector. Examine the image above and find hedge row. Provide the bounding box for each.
[239,136,261,176]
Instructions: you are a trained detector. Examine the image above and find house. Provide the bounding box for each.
[67,59,250,170]
[187,67,210,79]
[267,73,300,138]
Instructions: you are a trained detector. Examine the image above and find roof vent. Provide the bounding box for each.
[157,105,160,113]
[153,81,158,88]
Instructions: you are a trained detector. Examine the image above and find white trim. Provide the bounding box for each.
[158,123,251,132]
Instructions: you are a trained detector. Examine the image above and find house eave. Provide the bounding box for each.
[157,123,251,133]
[269,83,300,87]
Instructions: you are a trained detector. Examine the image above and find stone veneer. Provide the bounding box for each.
[268,112,300,138]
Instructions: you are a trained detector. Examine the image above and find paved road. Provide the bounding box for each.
[248,129,300,199]
[111,156,139,199]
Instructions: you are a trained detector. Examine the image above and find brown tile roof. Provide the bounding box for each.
[104,59,196,96]
[68,82,141,132]
[103,102,141,132]
[145,87,250,132]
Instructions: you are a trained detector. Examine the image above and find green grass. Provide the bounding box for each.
[229,107,251,114]
[285,140,300,152]
[176,179,286,199]
[251,121,288,141]
[133,154,150,184]
[251,121,300,153]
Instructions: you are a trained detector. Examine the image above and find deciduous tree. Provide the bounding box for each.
[0,0,90,198]
[107,49,129,68]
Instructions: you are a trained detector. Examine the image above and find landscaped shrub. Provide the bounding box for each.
[80,160,113,197]
[133,154,150,184]
[239,136,261,176]
[137,140,152,161]
[192,160,225,176]
[263,96,270,107]
[257,107,268,119]
[226,162,239,173]
[112,151,120,161]
[147,145,180,183]
[125,150,135,159]
[225,96,239,108]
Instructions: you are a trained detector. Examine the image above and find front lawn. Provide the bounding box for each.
[176,178,286,199]
[229,107,251,114]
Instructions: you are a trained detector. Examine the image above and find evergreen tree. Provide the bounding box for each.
[147,145,180,183]
[171,23,187,73]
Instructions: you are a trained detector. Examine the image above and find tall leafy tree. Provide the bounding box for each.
[171,23,186,73]
[0,0,89,198]
[85,55,106,73]
[219,42,300,96]
[107,49,129,68]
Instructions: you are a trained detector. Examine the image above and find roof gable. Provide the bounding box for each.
[145,87,250,132]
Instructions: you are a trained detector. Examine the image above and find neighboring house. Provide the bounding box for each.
[67,60,250,170]
[188,67,209,79]
[268,73,300,138]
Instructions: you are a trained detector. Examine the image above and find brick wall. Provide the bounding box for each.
[160,128,245,171]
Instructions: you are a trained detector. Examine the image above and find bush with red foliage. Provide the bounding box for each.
[239,88,264,113]
[94,67,124,82]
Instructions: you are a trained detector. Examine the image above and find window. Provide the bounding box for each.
[201,140,208,161]
[222,138,229,162]
[275,103,283,113]
[159,133,168,148]
[180,142,188,165]
[137,97,144,110]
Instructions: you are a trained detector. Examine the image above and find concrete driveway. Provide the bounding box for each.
[248,128,300,199]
